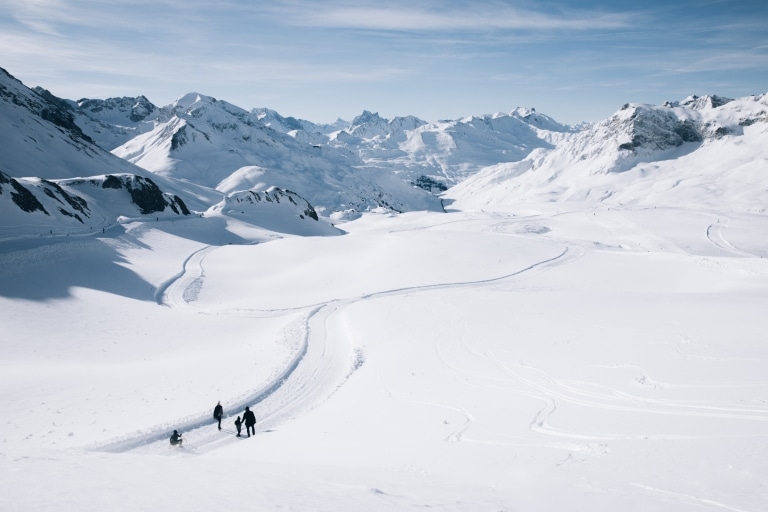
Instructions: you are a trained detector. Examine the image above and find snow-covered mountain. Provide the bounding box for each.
[253,107,347,135]
[4,64,768,512]
[0,68,334,237]
[326,107,573,186]
[0,68,201,237]
[445,94,768,212]
[110,93,441,218]
[3,63,767,238]
[73,95,165,150]
[0,68,135,181]
[92,93,578,215]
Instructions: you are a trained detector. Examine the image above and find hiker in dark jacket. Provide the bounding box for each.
[243,407,256,437]
[234,415,243,437]
[213,401,224,430]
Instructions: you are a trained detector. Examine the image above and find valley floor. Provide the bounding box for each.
[1,204,767,511]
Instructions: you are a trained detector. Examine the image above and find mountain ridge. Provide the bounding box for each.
[445,93,768,211]
[0,68,335,238]
[2,64,766,242]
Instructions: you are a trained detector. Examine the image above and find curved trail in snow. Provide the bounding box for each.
[94,220,579,455]
[98,206,768,455]
[705,215,756,258]
[435,323,768,445]
[154,245,217,305]
[415,211,768,449]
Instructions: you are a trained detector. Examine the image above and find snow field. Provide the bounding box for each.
[1,205,768,511]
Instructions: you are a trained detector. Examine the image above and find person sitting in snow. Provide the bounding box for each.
[170,430,183,447]
[234,415,242,437]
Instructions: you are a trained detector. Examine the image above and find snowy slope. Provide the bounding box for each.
[0,69,333,237]
[208,186,341,237]
[112,94,442,217]
[107,98,575,216]
[445,94,768,212]
[0,68,203,234]
[3,66,768,512]
[0,67,139,180]
[0,171,191,239]
[322,107,573,188]
[2,205,767,511]
[67,80,768,219]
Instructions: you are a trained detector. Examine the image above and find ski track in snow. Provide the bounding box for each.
[93,215,579,455]
[433,320,768,446]
[705,215,756,258]
[438,328,768,444]
[409,212,768,454]
[631,483,756,512]
[154,245,215,305]
[502,359,768,442]
[374,241,584,447]
[94,208,768,456]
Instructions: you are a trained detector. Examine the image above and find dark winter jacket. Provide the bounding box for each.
[243,409,256,426]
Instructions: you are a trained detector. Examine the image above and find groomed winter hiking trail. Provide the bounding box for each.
[93,211,582,455]
[94,206,768,456]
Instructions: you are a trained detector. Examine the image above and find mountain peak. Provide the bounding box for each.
[679,94,733,110]
[77,95,158,123]
[510,107,571,132]
[662,94,734,111]
[173,92,216,111]
[351,110,385,125]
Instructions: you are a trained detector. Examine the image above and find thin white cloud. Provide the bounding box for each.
[0,0,213,37]
[1,0,765,124]
[2,0,69,35]
[268,1,634,32]
[670,49,768,74]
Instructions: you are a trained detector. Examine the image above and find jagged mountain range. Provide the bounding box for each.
[1,65,766,239]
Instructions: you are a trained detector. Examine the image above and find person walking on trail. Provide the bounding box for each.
[213,401,224,430]
[170,430,183,447]
[234,415,243,437]
[243,406,256,437]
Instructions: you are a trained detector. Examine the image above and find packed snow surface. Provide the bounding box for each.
[2,204,767,511]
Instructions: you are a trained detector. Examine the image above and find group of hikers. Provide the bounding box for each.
[169,401,257,447]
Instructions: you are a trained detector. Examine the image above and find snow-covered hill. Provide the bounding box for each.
[0,68,139,181]
[3,65,768,512]
[111,93,442,218]
[256,107,574,188]
[445,94,768,212]
[65,86,580,217]
[209,186,340,237]
[334,107,573,185]
[3,63,768,234]
[0,171,192,240]
[0,68,335,237]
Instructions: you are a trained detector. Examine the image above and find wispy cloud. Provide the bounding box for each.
[668,48,768,74]
[268,1,635,32]
[0,0,765,124]
[3,0,71,35]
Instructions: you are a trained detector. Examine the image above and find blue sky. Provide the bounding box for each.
[1,0,766,125]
